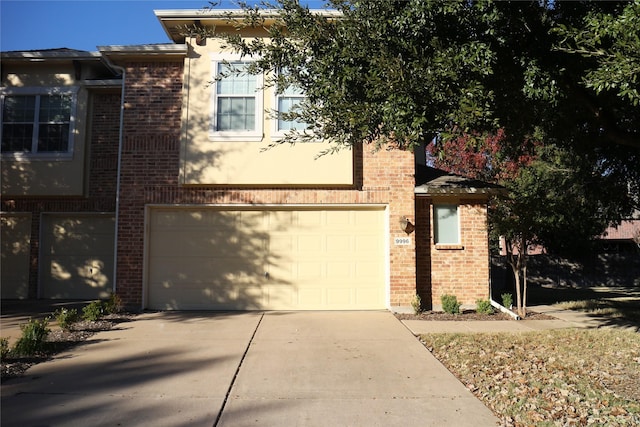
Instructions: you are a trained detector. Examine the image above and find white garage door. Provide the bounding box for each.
[1,213,31,299]
[146,206,386,310]
[40,214,115,299]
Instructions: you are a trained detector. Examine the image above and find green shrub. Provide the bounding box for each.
[1,337,9,361]
[476,299,494,315]
[54,308,79,330]
[411,294,422,314]
[104,293,123,314]
[83,301,105,321]
[501,293,513,309]
[13,318,50,356]
[441,294,461,315]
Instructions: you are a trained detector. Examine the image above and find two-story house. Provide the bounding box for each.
[1,9,498,312]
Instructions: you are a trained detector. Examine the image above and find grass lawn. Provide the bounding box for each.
[421,329,640,426]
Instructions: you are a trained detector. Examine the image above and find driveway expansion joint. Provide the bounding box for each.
[213,312,264,427]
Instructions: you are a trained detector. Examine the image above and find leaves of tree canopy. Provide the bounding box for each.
[219,0,639,156]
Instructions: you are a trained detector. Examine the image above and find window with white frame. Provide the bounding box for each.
[1,88,76,157]
[433,204,460,244]
[273,68,307,135]
[210,56,263,141]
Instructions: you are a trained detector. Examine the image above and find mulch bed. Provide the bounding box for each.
[395,309,556,321]
[1,314,134,381]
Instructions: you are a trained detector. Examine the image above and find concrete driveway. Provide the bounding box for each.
[1,311,498,426]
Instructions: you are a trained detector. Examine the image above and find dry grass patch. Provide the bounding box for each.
[421,329,640,426]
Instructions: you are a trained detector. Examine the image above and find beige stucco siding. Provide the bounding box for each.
[1,66,88,196]
[179,37,353,185]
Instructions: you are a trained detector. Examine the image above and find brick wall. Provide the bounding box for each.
[1,91,121,297]
[416,198,490,308]
[115,60,418,309]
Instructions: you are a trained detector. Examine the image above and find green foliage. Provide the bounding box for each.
[104,293,123,315]
[555,1,640,105]
[218,0,640,152]
[54,308,79,330]
[441,294,461,315]
[13,318,50,356]
[501,293,513,309]
[476,299,494,315]
[82,295,122,321]
[217,0,502,152]
[82,301,104,322]
[411,294,422,314]
[1,338,9,361]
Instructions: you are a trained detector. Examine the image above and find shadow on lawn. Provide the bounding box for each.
[528,283,640,330]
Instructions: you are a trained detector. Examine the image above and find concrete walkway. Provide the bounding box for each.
[1,311,499,427]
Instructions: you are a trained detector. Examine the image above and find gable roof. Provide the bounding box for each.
[414,165,504,196]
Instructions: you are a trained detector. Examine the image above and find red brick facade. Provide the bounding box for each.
[114,60,418,309]
[415,197,490,308]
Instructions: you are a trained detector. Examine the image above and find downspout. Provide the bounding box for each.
[100,53,125,298]
[490,298,520,320]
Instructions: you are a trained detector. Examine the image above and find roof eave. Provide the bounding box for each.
[98,44,189,58]
[154,8,342,43]
[1,50,102,61]
[414,186,506,196]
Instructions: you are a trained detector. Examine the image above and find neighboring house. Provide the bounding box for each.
[1,9,497,312]
[599,218,640,253]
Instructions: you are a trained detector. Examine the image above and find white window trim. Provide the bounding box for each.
[0,86,78,161]
[433,203,461,245]
[209,53,263,142]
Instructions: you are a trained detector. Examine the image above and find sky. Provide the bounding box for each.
[0,0,327,52]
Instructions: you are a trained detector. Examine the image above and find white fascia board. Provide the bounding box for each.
[1,51,102,61]
[154,8,340,20]
[98,44,188,57]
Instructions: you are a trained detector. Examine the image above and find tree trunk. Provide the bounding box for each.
[506,236,528,318]
[522,255,528,318]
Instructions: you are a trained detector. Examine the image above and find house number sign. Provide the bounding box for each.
[394,237,411,246]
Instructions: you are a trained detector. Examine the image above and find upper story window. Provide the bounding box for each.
[210,55,263,141]
[434,204,460,245]
[1,88,76,159]
[274,71,307,135]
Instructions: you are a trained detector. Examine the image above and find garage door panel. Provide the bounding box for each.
[150,257,265,284]
[325,210,352,226]
[326,262,353,278]
[1,214,31,299]
[326,288,351,305]
[326,235,353,253]
[295,210,323,227]
[149,281,277,310]
[356,287,384,305]
[147,207,385,310]
[355,261,383,278]
[355,235,382,253]
[41,215,115,299]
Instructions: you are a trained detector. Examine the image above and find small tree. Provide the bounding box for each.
[429,134,632,318]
